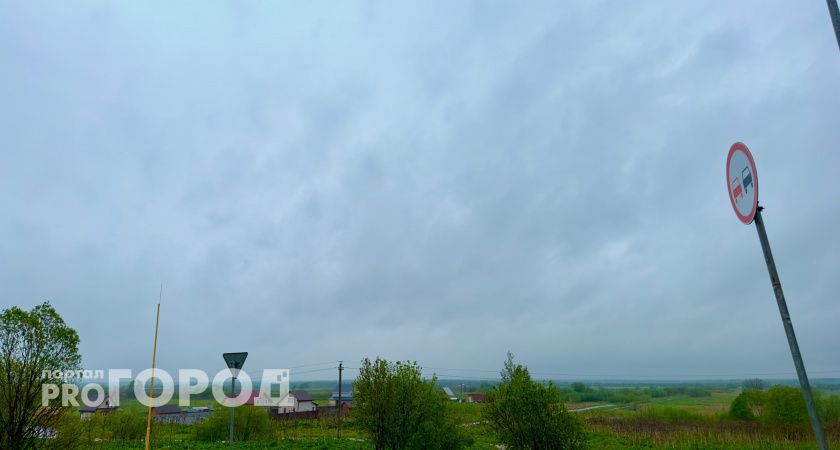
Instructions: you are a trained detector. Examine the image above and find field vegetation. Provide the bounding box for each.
[5,302,840,449]
[40,381,840,449]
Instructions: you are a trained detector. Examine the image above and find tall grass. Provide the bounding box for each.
[584,407,840,449]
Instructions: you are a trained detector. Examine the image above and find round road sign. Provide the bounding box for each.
[726,142,759,224]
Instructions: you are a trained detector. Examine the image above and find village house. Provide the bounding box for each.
[79,395,118,420]
[152,404,184,423]
[442,387,459,402]
[329,389,353,408]
[184,406,213,424]
[276,390,317,414]
[466,393,487,403]
[152,405,213,424]
[243,390,274,410]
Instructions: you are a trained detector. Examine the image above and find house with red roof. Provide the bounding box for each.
[466,393,487,404]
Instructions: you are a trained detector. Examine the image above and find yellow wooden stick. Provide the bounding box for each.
[144,294,161,450]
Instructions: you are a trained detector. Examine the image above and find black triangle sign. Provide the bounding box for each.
[223,352,248,377]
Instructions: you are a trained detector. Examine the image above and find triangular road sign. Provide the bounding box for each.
[223,352,248,378]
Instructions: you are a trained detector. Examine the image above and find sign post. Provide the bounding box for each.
[827,0,840,52]
[726,142,828,450]
[223,352,248,450]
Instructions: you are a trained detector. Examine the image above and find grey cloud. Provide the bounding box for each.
[1,0,838,380]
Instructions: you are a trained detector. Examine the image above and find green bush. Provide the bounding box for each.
[45,410,84,450]
[819,394,840,423]
[762,386,809,425]
[193,405,272,442]
[80,411,107,446]
[484,353,586,450]
[103,409,146,441]
[353,358,469,450]
[728,386,840,425]
[729,390,766,421]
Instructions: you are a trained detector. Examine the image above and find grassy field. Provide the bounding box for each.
[104,441,372,449]
[644,391,738,415]
[577,387,840,449]
[81,384,840,449]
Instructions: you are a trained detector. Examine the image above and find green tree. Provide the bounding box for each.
[1,302,81,449]
[484,353,585,450]
[742,378,766,391]
[353,357,468,450]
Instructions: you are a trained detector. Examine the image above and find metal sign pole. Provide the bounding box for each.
[221,352,247,450]
[229,373,236,450]
[753,207,828,450]
[827,0,840,52]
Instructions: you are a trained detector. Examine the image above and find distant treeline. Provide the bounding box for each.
[559,382,712,404]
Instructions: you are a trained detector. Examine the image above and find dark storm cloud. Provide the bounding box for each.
[1,1,838,381]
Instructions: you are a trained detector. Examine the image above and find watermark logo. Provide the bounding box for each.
[41,369,293,408]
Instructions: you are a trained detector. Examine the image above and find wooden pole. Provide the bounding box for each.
[337,361,343,439]
[144,288,162,450]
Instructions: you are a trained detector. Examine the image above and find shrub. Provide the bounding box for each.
[353,358,469,450]
[103,409,146,441]
[484,353,586,450]
[45,410,84,450]
[193,405,272,442]
[820,394,840,423]
[729,390,766,421]
[762,386,809,425]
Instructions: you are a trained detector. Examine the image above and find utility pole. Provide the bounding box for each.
[827,0,840,52]
[337,361,343,439]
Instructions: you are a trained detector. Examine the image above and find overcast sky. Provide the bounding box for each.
[1,1,839,383]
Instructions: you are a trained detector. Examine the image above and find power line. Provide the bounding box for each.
[288,361,339,369]
[422,373,499,381]
[292,367,337,375]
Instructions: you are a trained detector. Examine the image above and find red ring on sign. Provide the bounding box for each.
[726,142,759,224]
